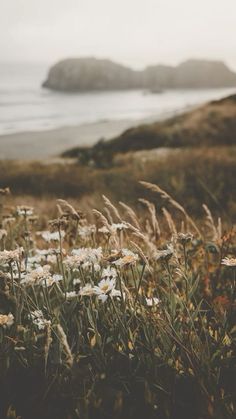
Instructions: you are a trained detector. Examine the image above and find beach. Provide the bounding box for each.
[0,105,196,160]
[0,91,234,160]
[0,117,154,159]
[1,62,235,160]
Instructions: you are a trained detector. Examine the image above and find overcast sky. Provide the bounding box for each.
[1,0,236,70]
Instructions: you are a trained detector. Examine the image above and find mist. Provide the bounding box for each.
[1,0,236,70]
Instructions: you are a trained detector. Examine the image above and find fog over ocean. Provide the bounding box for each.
[0,62,235,137]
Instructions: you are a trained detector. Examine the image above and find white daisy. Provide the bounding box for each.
[29,310,51,330]
[146,297,160,307]
[66,291,78,300]
[101,266,117,280]
[0,247,24,264]
[221,257,236,267]
[113,249,139,267]
[79,283,95,296]
[41,231,65,242]
[94,278,121,302]
[0,313,14,328]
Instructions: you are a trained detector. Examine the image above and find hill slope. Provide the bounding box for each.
[62,93,236,165]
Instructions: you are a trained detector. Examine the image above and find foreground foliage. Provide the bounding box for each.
[0,183,235,419]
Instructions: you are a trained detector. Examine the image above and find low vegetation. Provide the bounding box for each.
[1,146,236,220]
[62,94,236,166]
[0,183,235,419]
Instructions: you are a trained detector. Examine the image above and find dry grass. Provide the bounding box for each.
[62,94,236,162]
[1,146,236,221]
[0,183,235,419]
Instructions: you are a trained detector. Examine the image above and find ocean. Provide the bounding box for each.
[0,62,235,136]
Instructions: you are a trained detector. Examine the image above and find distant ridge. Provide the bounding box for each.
[42,57,236,91]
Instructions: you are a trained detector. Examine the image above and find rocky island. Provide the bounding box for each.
[42,57,236,91]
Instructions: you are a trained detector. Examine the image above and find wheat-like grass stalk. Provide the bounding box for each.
[92,209,110,230]
[139,198,161,238]
[162,207,177,236]
[104,207,114,224]
[217,217,222,240]
[56,324,73,368]
[44,322,52,372]
[130,240,152,273]
[202,204,218,240]
[119,201,141,229]
[102,195,122,222]
[57,199,80,220]
[140,181,201,237]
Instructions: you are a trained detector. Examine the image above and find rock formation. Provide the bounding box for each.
[42,57,236,92]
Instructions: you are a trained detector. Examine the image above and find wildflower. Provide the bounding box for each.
[79,283,95,297]
[113,249,139,267]
[175,232,193,245]
[0,187,10,196]
[17,206,34,216]
[146,297,160,307]
[36,248,65,257]
[52,274,63,282]
[72,247,102,262]
[66,291,78,300]
[94,278,121,302]
[0,313,14,328]
[155,245,174,262]
[221,257,236,267]
[41,274,63,287]
[78,225,96,239]
[0,247,24,265]
[2,217,16,227]
[110,223,129,233]
[35,248,66,265]
[27,255,41,266]
[29,310,51,330]
[98,226,110,234]
[101,266,117,280]
[64,247,102,271]
[64,254,84,270]
[40,230,65,242]
[73,277,81,286]
[21,265,52,286]
[105,249,122,262]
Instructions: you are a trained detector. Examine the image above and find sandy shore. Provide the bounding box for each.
[0,119,135,160]
[0,105,189,160]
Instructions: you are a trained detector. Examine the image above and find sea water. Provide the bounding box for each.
[0,62,235,136]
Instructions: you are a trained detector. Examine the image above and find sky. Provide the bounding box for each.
[1,0,236,70]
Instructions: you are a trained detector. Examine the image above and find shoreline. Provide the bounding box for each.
[1,86,236,160]
[0,109,187,160]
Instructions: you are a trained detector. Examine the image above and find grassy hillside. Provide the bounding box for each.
[62,94,236,167]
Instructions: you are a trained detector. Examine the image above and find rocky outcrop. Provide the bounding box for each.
[174,59,236,88]
[42,58,141,91]
[143,60,236,89]
[43,57,236,92]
